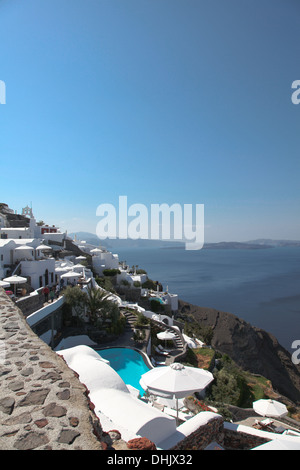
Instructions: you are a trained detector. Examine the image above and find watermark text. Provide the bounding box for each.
[291,80,300,105]
[292,340,300,365]
[0,80,6,104]
[96,196,204,250]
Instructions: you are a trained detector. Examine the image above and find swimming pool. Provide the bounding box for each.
[96,347,151,396]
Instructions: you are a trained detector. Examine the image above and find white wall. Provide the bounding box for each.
[165,293,178,311]
[20,258,56,289]
[0,227,32,239]
[0,240,15,275]
[117,270,147,286]
[42,232,66,244]
[92,251,119,274]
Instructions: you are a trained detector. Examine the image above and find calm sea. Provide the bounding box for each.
[115,245,300,353]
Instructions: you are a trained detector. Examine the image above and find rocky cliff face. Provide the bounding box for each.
[0,203,30,228]
[178,300,300,404]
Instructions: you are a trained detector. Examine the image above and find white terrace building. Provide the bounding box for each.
[0,239,56,290]
[0,207,66,246]
[117,268,148,287]
[73,240,120,275]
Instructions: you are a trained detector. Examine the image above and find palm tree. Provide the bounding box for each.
[85,286,112,323]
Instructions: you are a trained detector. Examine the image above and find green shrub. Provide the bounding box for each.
[102,269,121,277]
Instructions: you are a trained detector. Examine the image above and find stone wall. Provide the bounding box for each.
[171,416,224,450]
[0,288,104,450]
[115,286,141,302]
[16,289,44,318]
[223,428,269,450]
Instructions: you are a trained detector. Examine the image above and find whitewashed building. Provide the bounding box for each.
[91,250,119,275]
[117,269,147,287]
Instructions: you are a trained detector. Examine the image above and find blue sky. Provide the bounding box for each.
[0,0,299,242]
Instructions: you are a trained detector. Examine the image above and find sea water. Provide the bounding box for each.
[116,246,300,353]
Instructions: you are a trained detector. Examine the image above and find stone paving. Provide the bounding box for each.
[0,288,104,450]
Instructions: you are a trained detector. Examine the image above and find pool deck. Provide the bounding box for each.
[97,326,150,354]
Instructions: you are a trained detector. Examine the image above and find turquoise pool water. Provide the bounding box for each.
[96,347,150,396]
[152,297,165,304]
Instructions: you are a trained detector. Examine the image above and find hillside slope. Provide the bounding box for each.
[178,300,300,404]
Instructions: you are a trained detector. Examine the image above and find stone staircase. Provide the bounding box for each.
[120,308,187,364]
[121,309,137,333]
[151,319,187,364]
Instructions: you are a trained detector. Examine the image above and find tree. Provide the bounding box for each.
[210,368,240,405]
[63,286,87,318]
[142,279,158,290]
[150,299,164,313]
[102,269,121,277]
[85,286,111,323]
[134,312,149,328]
[208,357,253,408]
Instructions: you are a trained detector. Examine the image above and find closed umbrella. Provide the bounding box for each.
[253,399,288,418]
[140,362,214,424]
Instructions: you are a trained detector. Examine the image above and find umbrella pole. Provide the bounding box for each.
[176,398,179,426]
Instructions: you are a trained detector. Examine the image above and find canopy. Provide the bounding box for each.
[15,245,34,250]
[157,330,176,348]
[140,362,214,424]
[75,255,86,260]
[141,363,214,399]
[55,267,70,273]
[253,399,288,418]
[157,331,176,341]
[3,275,28,295]
[90,248,102,253]
[36,244,52,250]
[61,271,82,278]
[0,280,10,288]
[3,275,27,284]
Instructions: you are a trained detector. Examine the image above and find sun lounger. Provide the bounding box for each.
[151,357,166,366]
[163,407,193,422]
[158,345,172,352]
[155,346,169,356]
[254,418,275,431]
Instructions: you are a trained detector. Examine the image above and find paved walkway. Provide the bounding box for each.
[0,288,104,450]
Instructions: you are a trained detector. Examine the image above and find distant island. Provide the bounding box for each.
[69,232,300,250]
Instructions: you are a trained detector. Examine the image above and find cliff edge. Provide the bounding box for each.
[178,300,300,404]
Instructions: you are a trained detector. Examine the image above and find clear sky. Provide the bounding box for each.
[0,0,299,242]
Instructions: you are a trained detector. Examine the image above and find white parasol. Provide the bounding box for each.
[61,271,82,278]
[0,280,10,288]
[3,275,28,295]
[140,362,214,424]
[157,330,176,348]
[253,399,288,418]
